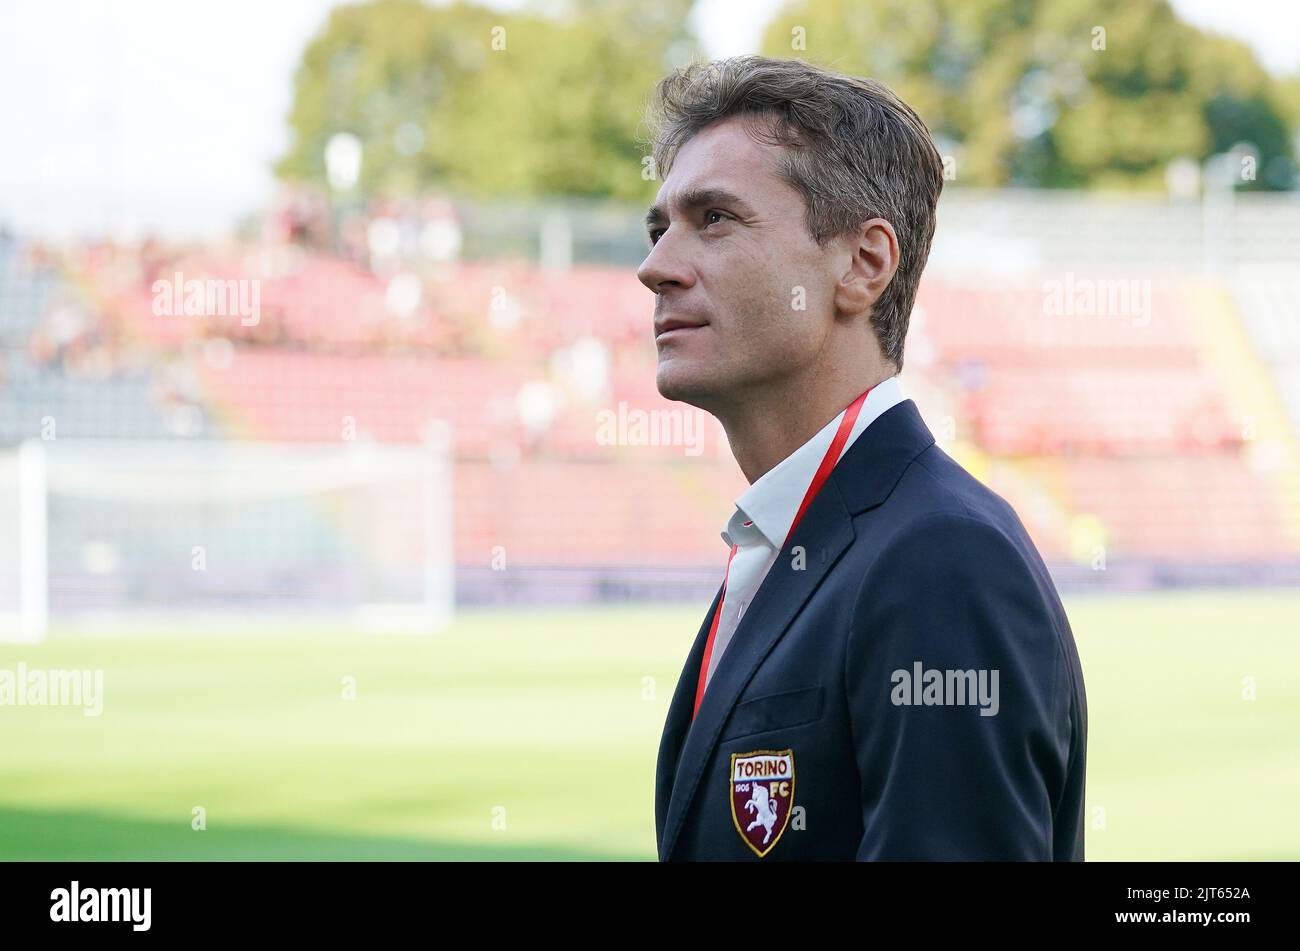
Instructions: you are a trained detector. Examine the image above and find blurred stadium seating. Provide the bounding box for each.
[3,188,1299,609]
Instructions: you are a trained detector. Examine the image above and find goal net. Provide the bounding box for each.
[0,431,454,640]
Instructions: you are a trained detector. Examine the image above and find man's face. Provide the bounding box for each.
[638,115,839,410]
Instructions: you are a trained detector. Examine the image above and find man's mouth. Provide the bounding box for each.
[654,317,708,338]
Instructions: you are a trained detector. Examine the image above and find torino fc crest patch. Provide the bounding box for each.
[730,749,795,857]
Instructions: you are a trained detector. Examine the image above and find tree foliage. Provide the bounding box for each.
[276,0,696,200]
[762,0,1296,189]
[277,0,1297,198]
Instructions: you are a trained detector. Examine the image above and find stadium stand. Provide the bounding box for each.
[3,191,1299,603]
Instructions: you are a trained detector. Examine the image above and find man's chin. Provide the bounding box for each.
[655,364,717,409]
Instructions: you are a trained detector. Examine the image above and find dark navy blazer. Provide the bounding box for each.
[654,399,1088,860]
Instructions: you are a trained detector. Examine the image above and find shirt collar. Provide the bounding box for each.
[722,376,905,549]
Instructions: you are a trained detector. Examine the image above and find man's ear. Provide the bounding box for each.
[834,218,900,317]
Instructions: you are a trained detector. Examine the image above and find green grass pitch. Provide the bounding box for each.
[1,590,1297,860]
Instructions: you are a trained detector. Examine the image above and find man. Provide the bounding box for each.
[638,55,1087,861]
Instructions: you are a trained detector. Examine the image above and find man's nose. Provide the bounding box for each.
[637,234,693,293]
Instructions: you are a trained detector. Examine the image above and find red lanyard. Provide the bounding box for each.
[692,385,873,719]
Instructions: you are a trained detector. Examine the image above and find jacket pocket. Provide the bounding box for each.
[720,685,824,742]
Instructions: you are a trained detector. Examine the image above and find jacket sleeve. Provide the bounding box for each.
[844,511,1071,860]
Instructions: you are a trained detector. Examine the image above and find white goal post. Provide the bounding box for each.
[0,427,454,641]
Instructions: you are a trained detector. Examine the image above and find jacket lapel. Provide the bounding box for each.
[654,582,721,858]
[656,399,936,860]
[659,481,855,860]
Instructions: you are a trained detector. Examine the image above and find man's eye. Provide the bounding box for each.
[649,212,727,244]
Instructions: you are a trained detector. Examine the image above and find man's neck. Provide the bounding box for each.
[719,366,896,485]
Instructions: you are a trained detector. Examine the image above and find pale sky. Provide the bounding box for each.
[0,0,1295,240]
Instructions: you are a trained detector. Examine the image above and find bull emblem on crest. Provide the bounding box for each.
[729,750,795,857]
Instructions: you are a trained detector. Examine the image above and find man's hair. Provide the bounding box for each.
[645,55,944,371]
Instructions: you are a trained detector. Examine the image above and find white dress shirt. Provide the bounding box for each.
[702,376,906,691]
